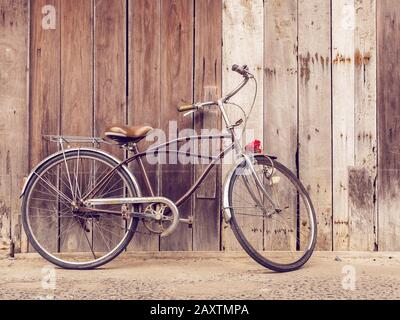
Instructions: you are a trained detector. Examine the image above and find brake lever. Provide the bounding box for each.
[183,104,203,117]
[184,110,196,117]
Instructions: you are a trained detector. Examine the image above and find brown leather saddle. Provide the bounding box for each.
[105,125,153,144]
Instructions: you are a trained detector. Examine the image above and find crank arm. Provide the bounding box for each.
[132,212,173,221]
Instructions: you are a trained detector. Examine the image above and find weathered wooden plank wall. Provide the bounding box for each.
[28,0,59,253]
[222,0,379,252]
[193,0,222,251]
[94,0,127,252]
[59,0,93,253]
[222,0,264,251]
[332,0,377,251]
[0,0,29,253]
[377,0,400,251]
[332,0,355,251]
[12,0,222,253]
[159,0,194,251]
[264,0,298,250]
[298,0,332,251]
[1,0,399,253]
[128,0,160,251]
[352,0,376,251]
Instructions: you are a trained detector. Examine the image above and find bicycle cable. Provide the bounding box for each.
[225,76,258,136]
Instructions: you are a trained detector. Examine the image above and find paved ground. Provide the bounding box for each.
[0,251,399,300]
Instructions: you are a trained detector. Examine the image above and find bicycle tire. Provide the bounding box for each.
[228,155,317,272]
[21,149,141,270]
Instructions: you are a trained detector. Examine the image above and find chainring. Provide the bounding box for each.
[142,203,177,237]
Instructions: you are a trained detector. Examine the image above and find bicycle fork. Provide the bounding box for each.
[222,154,280,223]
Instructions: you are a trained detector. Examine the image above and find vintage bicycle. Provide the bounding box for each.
[21,65,317,272]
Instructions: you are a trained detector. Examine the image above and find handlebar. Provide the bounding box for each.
[177,104,197,113]
[177,64,253,113]
[231,64,251,78]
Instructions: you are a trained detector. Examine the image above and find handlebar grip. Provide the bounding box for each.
[177,104,196,113]
[232,64,250,77]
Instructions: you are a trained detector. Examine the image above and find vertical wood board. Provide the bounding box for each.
[298,0,332,250]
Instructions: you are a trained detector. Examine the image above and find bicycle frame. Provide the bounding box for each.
[85,74,280,223]
[83,132,239,209]
[126,134,235,205]
[83,76,252,209]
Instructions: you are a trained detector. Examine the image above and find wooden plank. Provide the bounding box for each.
[160,0,194,251]
[194,86,219,200]
[222,0,264,251]
[193,0,222,251]
[377,0,400,251]
[298,0,332,250]
[128,0,161,251]
[350,0,377,251]
[348,167,375,250]
[28,0,60,253]
[264,0,298,251]
[93,0,127,252]
[332,0,355,250]
[60,0,93,252]
[0,0,29,253]
[61,0,93,138]
[94,0,126,153]
[332,0,377,251]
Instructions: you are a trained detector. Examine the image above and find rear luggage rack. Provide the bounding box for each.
[43,135,115,146]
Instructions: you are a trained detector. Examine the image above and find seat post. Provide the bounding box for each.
[131,143,156,197]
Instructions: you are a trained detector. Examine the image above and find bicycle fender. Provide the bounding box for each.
[222,165,236,223]
[20,148,141,198]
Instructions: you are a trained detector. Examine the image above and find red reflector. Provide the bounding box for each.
[245,140,262,154]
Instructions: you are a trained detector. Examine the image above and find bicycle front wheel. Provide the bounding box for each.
[22,149,140,269]
[228,155,317,272]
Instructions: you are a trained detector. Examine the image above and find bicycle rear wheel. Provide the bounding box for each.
[228,155,317,272]
[22,149,140,269]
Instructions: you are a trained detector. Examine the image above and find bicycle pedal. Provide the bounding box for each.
[180,217,193,228]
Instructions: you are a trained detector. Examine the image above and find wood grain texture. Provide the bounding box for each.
[60,0,93,137]
[377,0,400,251]
[128,0,161,251]
[332,0,355,250]
[29,0,60,184]
[60,0,93,252]
[298,0,332,250]
[264,0,298,250]
[222,0,264,251]
[93,0,126,252]
[0,0,29,253]
[332,0,377,251]
[94,0,126,152]
[160,0,194,251]
[350,0,377,251]
[28,0,60,252]
[193,0,222,251]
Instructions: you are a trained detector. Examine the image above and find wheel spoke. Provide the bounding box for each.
[33,172,72,204]
[24,151,137,268]
[229,157,316,270]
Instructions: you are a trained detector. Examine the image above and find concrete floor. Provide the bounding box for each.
[0,251,399,300]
